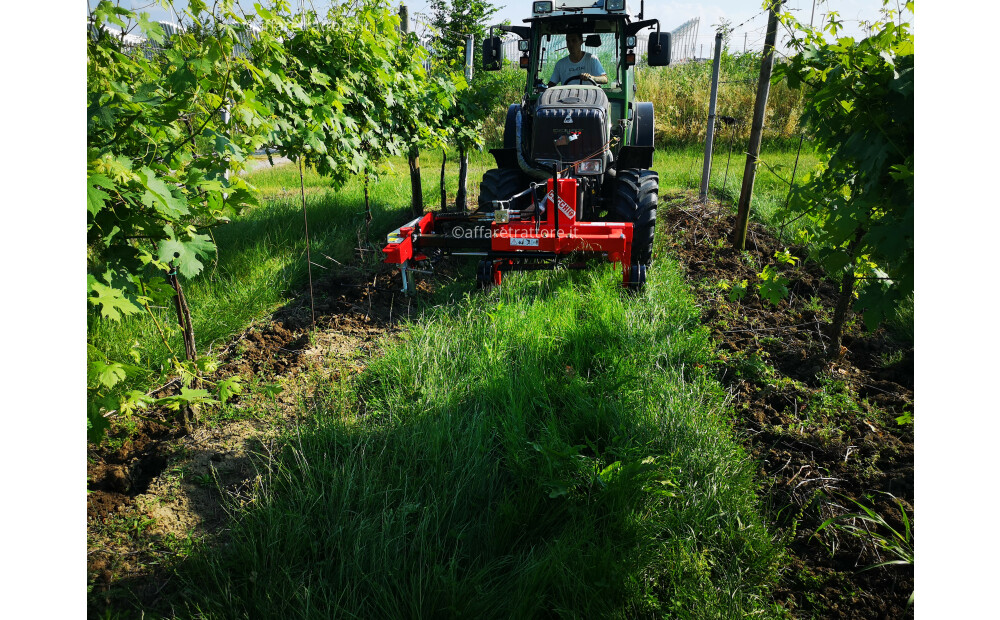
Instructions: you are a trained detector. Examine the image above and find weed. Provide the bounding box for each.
[730,350,777,383]
[191,473,215,488]
[879,349,905,368]
[729,279,749,302]
[803,295,825,315]
[173,266,781,618]
[740,251,760,271]
[758,264,790,306]
[814,493,913,605]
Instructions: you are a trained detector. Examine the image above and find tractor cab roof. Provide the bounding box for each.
[527,0,633,20]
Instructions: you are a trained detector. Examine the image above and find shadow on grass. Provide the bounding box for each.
[143,267,782,619]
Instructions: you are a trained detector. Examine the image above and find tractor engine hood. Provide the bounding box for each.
[531,86,611,174]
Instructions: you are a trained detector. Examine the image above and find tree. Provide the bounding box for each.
[87,0,274,439]
[775,1,913,356]
[256,0,458,204]
[429,0,499,69]
[712,17,734,49]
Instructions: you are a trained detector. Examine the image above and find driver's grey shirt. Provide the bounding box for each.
[549,52,606,84]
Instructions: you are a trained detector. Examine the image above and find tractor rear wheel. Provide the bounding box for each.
[611,169,658,265]
[478,168,527,213]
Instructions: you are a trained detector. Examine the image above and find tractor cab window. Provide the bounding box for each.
[535,29,622,89]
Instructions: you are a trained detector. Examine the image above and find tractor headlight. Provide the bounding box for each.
[518,39,530,52]
[576,159,603,175]
[606,0,626,11]
[533,1,553,14]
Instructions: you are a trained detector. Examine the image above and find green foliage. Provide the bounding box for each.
[86,0,471,443]
[256,0,460,183]
[775,1,914,330]
[728,278,749,302]
[425,0,510,152]
[757,264,790,306]
[636,49,804,146]
[814,493,913,605]
[176,266,780,617]
[429,0,499,68]
[87,0,277,440]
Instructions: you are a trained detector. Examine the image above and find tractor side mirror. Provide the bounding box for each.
[483,36,502,71]
[585,34,601,47]
[647,32,671,66]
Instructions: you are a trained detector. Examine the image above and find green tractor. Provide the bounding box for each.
[480,0,671,271]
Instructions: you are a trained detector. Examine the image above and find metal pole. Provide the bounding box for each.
[699,32,724,201]
[744,32,747,53]
[465,34,474,80]
[401,4,423,216]
[733,0,782,250]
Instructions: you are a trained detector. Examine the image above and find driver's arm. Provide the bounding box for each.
[580,73,608,84]
[583,56,608,84]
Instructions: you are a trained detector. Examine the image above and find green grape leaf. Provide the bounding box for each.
[138,167,190,219]
[137,12,165,44]
[158,387,219,411]
[218,377,243,405]
[157,226,216,279]
[135,275,175,305]
[119,390,155,416]
[87,401,112,444]
[87,174,115,216]
[88,275,140,321]
[89,359,127,389]
[757,265,790,306]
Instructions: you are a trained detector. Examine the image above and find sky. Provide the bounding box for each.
[86,0,913,56]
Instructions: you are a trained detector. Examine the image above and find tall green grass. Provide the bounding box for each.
[480,53,806,150]
[637,52,804,147]
[175,264,782,618]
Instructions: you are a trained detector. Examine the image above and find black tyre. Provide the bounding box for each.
[611,169,658,265]
[478,168,527,213]
[627,263,647,291]
[476,260,495,289]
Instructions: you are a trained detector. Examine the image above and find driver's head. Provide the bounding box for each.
[565,32,583,48]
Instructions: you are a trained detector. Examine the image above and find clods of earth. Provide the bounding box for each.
[662,195,913,619]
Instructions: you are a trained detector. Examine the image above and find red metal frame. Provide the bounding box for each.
[383,178,634,285]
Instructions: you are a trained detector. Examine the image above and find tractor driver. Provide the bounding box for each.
[547,32,608,86]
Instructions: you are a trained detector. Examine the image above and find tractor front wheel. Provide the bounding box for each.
[478,168,527,213]
[611,169,658,265]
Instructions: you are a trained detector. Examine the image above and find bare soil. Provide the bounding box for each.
[661,195,913,619]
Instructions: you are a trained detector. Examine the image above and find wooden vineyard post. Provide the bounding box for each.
[733,1,783,250]
[440,149,448,211]
[456,145,468,211]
